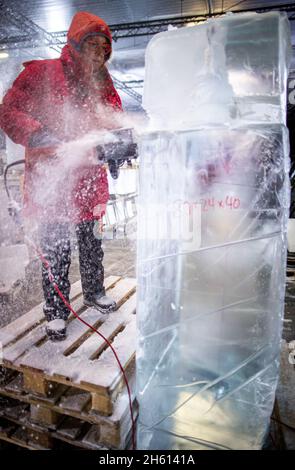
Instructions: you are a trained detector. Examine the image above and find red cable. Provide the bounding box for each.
[34,244,136,450]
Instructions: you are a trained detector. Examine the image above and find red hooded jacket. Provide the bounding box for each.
[0,12,122,223]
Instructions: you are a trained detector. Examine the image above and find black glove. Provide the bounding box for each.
[28,129,62,148]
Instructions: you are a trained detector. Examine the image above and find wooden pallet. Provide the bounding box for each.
[0,276,136,413]
[0,275,137,449]
[0,392,137,450]
[286,267,295,282]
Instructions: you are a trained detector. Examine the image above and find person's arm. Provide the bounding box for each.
[0,63,44,147]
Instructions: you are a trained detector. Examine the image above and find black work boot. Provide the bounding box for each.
[45,319,67,341]
[83,291,117,314]
[43,306,69,341]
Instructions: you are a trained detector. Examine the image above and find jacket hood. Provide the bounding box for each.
[67,11,112,60]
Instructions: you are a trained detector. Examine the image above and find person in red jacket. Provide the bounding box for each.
[0,12,122,340]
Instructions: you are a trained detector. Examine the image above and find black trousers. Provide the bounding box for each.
[39,220,104,322]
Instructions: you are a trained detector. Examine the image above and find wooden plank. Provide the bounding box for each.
[0,417,47,450]
[97,397,137,449]
[4,326,46,364]
[0,408,56,450]
[28,384,68,405]
[100,420,124,449]
[0,401,99,449]
[0,367,15,386]
[59,388,91,413]
[0,434,38,450]
[10,426,29,446]
[91,393,113,416]
[80,318,137,391]
[0,419,16,438]
[30,404,62,428]
[74,293,136,361]
[90,362,136,416]
[52,427,107,450]
[102,320,137,391]
[3,401,29,422]
[4,373,23,395]
[0,388,32,409]
[81,424,101,449]
[27,427,53,449]
[55,416,85,440]
[23,371,59,397]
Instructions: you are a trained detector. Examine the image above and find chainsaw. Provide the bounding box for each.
[96,128,138,179]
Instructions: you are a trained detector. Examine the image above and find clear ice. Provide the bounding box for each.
[136,12,292,450]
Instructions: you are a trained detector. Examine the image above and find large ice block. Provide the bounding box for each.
[143,12,291,128]
[136,11,291,450]
[136,125,290,449]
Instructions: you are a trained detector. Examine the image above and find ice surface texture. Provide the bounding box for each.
[136,12,291,450]
[143,12,291,129]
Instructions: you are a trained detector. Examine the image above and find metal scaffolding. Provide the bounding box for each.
[25,3,295,44]
[0,1,142,104]
[1,2,295,49]
[0,1,62,53]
